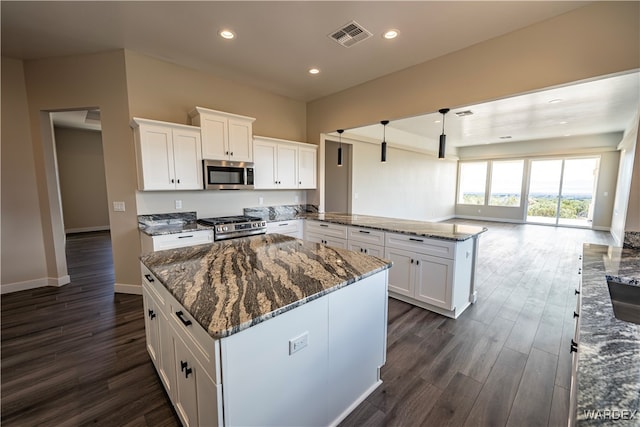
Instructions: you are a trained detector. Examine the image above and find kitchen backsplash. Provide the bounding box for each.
[244,204,318,222]
[624,231,640,249]
[138,211,197,227]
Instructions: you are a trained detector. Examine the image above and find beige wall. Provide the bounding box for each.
[19,50,138,291]
[611,116,639,243]
[307,2,640,142]
[1,57,49,291]
[324,140,351,213]
[124,50,306,140]
[54,127,110,233]
[625,118,640,232]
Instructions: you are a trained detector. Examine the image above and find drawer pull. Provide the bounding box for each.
[573,311,579,318]
[575,289,580,295]
[570,340,578,353]
[176,311,193,327]
[358,230,371,234]
[279,223,289,226]
[144,274,155,283]
[148,309,156,320]
[177,235,194,239]
[180,360,193,379]
[319,224,329,228]
[409,237,424,242]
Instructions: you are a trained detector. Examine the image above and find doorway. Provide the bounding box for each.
[526,157,600,227]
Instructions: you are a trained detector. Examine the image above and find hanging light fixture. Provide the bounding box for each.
[380,120,389,162]
[337,129,344,167]
[438,108,450,159]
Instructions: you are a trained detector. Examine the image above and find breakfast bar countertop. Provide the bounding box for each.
[577,243,640,425]
[303,212,487,242]
[140,233,392,339]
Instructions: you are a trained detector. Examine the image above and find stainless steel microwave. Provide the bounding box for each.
[203,159,254,190]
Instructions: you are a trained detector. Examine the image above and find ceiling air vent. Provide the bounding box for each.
[455,110,474,117]
[329,21,372,48]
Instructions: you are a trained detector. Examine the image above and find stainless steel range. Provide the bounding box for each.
[198,215,267,241]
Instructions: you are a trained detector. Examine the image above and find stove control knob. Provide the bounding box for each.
[223,226,229,232]
[216,226,222,232]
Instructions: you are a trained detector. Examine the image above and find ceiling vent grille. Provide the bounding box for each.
[455,110,474,117]
[329,21,372,48]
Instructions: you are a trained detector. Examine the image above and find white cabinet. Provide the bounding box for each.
[384,232,473,318]
[140,229,214,254]
[132,118,203,191]
[305,220,348,249]
[253,136,317,190]
[347,226,385,257]
[266,219,303,239]
[189,107,255,162]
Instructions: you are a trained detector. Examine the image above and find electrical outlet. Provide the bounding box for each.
[113,201,125,212]
[259,197,264,205]
[294,195,299,203]
[175,200,182,209]
[289,332,308,355]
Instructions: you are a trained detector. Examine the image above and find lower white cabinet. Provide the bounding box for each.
[305,220,348,249]
[140,229,214,254]
[266,219,303,239]
[348,226,385,257]
[384,232,474,318]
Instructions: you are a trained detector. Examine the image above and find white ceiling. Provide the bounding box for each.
[3,1,638,149]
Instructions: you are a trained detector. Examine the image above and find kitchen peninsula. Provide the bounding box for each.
[140,233,391,426]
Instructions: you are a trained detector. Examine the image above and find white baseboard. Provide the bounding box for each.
[115,283,142,295]
[65,225,110,234]
[1,275,71,294]
[592,225,611,231]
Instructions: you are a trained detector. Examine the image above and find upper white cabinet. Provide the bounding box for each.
[131,118,203,191]
[189,107,256,162]
[253,136,317,190]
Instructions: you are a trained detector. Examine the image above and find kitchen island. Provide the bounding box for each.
[572,244,640,426]
[140,233,391,427]
[302,212,487,318]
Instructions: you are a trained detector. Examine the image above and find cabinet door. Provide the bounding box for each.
[414,254,454,310]
[384,248,415,297]
[172,332,200,427]
[138,124,175,190]
[228,118,253,162]
[298,145,317,189]
[348,242,384,257]
[276,144,298,188]
[143,290,161,368]
[200,115,228,160]
[253,140,278,189]
[172,128,203,190]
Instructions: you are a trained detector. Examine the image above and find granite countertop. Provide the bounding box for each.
[138,211,214,236]
[577,243,640,425]
[303,212,487,242]
[140,233,392,339]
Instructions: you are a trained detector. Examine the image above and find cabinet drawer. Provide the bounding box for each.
[347,242,385,258]
[305,220,348,239]
[266,220,302,237]
[167,299,221,384]
[348,226,385,246]
[306,232,348,250]
[385,232,455,259]
[141,265,167,309]
[152,230,213,252]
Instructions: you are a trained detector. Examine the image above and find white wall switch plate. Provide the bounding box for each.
[289,332,308,355]
[175,200,182,209]
[259,197,264,205]
[113,201,125,212]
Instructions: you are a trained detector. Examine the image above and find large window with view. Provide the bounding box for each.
[489,160,524,207]
[458,162,487,205]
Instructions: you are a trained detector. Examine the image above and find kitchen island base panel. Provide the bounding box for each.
[221,271,388,427]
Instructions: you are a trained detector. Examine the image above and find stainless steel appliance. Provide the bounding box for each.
[198,215,267,241]
[203,159,254,190]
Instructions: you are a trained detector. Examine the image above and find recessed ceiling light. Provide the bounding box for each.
[219,29,235,40]
[560,121,569,124]
[434,119,441,123]
[308,68,320,75]
[549,99,564,104]
[383,29,399,40]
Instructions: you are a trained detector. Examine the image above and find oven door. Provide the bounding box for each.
[204,160,254,190]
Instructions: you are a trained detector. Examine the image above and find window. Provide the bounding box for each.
[458,162,487,205]
[489,160,524,207]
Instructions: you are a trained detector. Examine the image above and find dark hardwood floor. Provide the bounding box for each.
[1,223,615,426]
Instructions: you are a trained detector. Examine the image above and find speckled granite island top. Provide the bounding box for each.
[304,212,487,241]
[578,244,640,425]
[140,234,392,339]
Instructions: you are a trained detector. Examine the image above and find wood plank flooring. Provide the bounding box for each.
[1,222,614,426]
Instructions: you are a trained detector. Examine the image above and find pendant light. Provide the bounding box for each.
[438,108,450,159]
[380,120,389,162]
[337,129,344,167]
